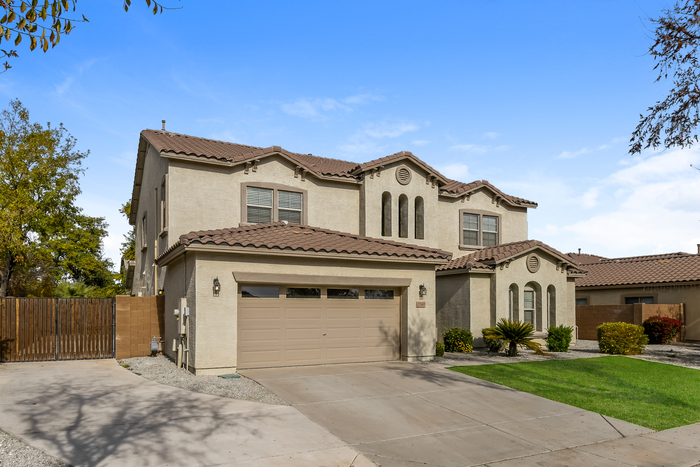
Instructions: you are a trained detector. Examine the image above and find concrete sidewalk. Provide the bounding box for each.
[0,359,373,467]
[241,361,700,467]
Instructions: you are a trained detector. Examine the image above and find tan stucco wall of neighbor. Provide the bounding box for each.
[168,156,360,241]
[161,254,197,365]
[361,161,440,247]
[436,251,576,347]
[132,144,169,296]
[174,252,437,375]
[436,190,528,258]
[577,285,700,341]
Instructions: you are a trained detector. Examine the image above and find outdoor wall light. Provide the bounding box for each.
[213,277,221,297]
[158,289,164,295]
[419,284,427,298]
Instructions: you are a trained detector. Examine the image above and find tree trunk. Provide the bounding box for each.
[0,251,14,297]
[508,341,518,357]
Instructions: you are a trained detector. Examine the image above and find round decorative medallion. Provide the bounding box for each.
[526,254,540,273]
[396,166,412,185]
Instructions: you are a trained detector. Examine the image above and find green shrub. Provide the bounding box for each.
[482,327,506,353]
[483,319,545,357]
[597,322,648,355]
[443,328,473,353]
[643,316,684,344]
[435,341,445,357]
[546,325,574,352]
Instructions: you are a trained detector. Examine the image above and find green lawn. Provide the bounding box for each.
[449,356,700,431]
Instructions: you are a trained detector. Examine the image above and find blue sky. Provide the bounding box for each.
[3,0,699,267]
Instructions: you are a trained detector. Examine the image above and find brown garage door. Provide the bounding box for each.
[237,285,400,369]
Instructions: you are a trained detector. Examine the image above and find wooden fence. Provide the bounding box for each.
[0,298,115,362]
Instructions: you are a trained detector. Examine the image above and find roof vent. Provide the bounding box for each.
[526,254,540,273]
[162,120,166,131]
[396,166,412,185]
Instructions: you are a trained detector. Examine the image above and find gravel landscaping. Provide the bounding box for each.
[118,355,288,405]
[0,429,67,467]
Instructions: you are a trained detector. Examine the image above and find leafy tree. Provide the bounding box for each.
[0,98,118,297]
[631,1,700,154]
[0,0,176,73]
[483,319,545,357]
[117,201,135,292]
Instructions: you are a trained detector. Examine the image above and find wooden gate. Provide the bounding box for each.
[0,298,115,362]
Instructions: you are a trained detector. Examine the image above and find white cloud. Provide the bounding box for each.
[339,121,420,156]
[536,147,700,256]
[435,163,469,181]
[54,59,97,96]
[412,140,430,146]
[483,132,500,140]
[281,93,384,120]
[556,136,624,160]
[449,144,509,153]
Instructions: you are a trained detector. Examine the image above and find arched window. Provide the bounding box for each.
[524,281,543,331]
[398,194,409,238]
[381,192,392,236]
[547,285,556,328]
[414,197,424,240]
[509,283,519,321]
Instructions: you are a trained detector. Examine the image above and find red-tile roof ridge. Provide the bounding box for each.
[566,253,609,265]
[440,179,537,207]
[598,252,693,263]
[437,239,585,274]
[157,222,452,263]
[140,129,536,206]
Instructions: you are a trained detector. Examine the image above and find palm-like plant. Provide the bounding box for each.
[483,318,545,357]
[55,281,96,298]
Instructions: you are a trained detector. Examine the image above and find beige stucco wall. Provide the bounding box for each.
[168,156,360,242]
[436,250,577,347]
[436,190,529,258]
[178,252,438,374]
[577,285,700,341]
[161,254,197,365]
[361,160,441,247]
[132,144,169,296]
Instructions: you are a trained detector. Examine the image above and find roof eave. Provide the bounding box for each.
[128,133,151,225]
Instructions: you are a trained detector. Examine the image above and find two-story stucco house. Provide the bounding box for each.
[126,129,585,375]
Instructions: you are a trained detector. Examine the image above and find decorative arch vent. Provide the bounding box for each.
[526,254,540,273]
[396,166,412,185]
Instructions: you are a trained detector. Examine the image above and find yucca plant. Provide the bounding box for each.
[483,318,545,357]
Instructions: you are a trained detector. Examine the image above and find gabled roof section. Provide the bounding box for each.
[349,151,449,184]
[141,129,358,180]
[575,252,700,287]
[156,222,452,265]
[566,252,609,265]
[439,179,538,208]
[437,240,585,275]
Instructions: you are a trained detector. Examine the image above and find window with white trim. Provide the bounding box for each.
[524,289,535,326]
[246,186,304,224]
[461,212,499,247]
[278,190,302,223]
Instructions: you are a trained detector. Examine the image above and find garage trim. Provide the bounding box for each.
[233,272,412,287]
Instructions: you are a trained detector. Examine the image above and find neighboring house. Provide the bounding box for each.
[126,129,583,374]
[568,251,700,341]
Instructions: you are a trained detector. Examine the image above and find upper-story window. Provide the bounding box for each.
[461,210,499,248]
[141,212,148,251]
[245,185,304,224]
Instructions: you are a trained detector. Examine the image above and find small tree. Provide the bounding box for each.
[483,319,545,357]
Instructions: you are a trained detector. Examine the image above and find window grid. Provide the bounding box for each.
[461,212,499,247]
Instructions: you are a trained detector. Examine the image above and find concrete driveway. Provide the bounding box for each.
[241,361,700,467]
[0,359,373,467]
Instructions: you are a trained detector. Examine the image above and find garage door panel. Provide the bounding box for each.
[286,328,323,340]
[238,286,400,369]
[285,307,324,320]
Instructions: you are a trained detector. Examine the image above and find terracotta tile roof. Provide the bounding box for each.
[575,252,700,287]
[350,151,448,183]
[437,240,585,274]
[157,222,452,263]
[139,129,536,206]
[566,253,609,265]
[141,129,358,179]
[440,179,538,207]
